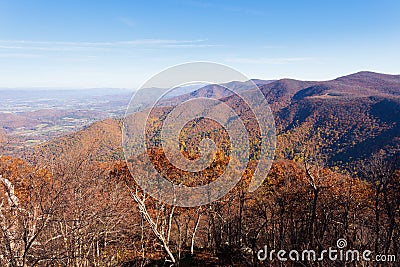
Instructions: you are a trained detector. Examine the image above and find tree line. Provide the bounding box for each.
[1,144,399,266]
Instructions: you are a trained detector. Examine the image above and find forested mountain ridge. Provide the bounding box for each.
[27,71,399,170]
[264,71,400,167]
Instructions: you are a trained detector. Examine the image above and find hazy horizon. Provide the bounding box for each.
[1,70,399,91]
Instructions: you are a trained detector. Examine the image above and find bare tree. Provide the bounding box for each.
[127,185,176,264]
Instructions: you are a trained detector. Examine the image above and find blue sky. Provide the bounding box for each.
[0,0,399,88]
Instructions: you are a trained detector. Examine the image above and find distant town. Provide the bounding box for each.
[0,89,133,152]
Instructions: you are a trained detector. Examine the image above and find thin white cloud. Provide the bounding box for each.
[225,57,314,64]
[0,45,105,52]
[118,39,208,45]
[262,45,286,49]
[163,44,223,48]
[0,39,214,52]
[117,17,136,28]
[0,53,42,58]
[0,39,208,46]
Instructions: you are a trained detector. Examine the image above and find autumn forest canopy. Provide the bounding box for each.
[1,71,400,266]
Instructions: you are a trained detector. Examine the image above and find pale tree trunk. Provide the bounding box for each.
[191,207,202,255]
[167,205,175,244]
[128,187,176,264]
[0,176,51,267]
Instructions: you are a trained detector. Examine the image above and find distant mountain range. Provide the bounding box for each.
[256,71,400,167]
[15,71,400,170]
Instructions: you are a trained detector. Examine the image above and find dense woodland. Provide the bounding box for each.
[1,72,400,266]
[1,146,399,266]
